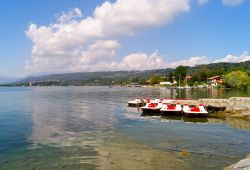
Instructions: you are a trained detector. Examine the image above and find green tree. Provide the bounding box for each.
[199,71,208,81]
[246,64,250,76]
[150,75,162,85]
[130,77,139,83]
[174,65,187,80]
[139,78,147,85]
[224,70,250,89]
[168,72,174,83]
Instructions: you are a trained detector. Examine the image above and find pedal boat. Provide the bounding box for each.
[183,104,208,118]
[162,98,174,104]
[141,101,163,114]
[160,103,182,115]
[128,98,145,107]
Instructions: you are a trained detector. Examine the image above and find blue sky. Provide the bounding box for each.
[0,0,249,77]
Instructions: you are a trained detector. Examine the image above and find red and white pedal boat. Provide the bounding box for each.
[128,98,145,107]
[141,100,163,114]
[162,98,174,104]
[160,102,182,115]
[183,104,208,118]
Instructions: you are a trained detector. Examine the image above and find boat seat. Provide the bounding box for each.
[149,103,158,107]
[167,105,176,110]
[191,108,200,112]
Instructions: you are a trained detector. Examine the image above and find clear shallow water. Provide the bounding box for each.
[0,87,249,170]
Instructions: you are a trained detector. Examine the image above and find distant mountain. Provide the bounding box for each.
[0,76,21,84]
[15,69,174,86]
[189,61,250,72]
[7,60,250,86]
[187,61,250,77]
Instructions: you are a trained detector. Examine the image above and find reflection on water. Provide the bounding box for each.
[226,117,250,131]
[161,115,182,121]
[183,117,208,123]
[162,115,250,130]
[175,87,250,99]
[0,87,249,170]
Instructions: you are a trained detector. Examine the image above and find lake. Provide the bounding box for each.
[0,87,249,170]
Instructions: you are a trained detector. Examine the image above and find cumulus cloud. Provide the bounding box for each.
[119,51,166,70]
[79,51,166,71]
[167,51,250,68]
[214,54,239,63]
[214,51,250,63]
[26,0,190,73]
[168,56,210,67]
[57,8,82,23]
[222,0,244,6]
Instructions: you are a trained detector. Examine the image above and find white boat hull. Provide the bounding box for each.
[127,99,145,107]
[160,104,182,115]
[183,105,208,117]
[141,103,163,114]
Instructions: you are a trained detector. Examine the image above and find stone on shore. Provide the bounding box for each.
[224,158,250,170]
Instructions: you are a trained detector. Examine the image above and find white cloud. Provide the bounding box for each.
[240,51,250,62]
[214,51,250,63]
[94,0,190,36]
[79,40,120,65]
[197,0,209,5]
[119,51,166,70]
[214,54,239,63]
[57,8,82,23]
[222,0,244,6]
[26,0,190,73]
[197,0,245,6]
[165,51,250,68]
[168,56,210,67]
[26,40,120,72]
[71,51,166,72]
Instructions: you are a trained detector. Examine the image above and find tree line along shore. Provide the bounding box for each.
[1,61,250,88]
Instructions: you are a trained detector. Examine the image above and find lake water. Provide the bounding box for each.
[0,87,249,170]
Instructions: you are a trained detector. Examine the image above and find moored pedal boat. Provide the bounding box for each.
[151,98,161,103]
[128,98,145,107]
[141,102,163,114]
[183,104,208,118]
[160,103,182,115]
[162,98,174,104]
[143,98,151,104]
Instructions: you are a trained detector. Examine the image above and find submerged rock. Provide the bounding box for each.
[225,158,250,170]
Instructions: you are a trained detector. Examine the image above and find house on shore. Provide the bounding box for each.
[127,83,142,87]
[159,81,177,86]
[186,75,192,80]
[207,76,224,86]
[160,81,173,86]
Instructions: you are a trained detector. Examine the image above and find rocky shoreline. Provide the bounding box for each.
[224,155,250,170]
[175,97,250,121]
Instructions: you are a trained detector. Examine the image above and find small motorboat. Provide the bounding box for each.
[141,101,163,114]
[160,103,182,115]
[128,98,145,107]
[183,104,208,118]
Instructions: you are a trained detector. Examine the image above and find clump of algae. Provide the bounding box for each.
[179,150,190,157]
[209,110,250,121]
